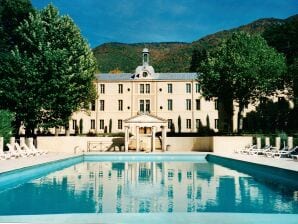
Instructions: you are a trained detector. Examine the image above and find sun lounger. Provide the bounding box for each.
[29,142,47,155]
[0,150,11,160]
[250,145,273,155]
[15,142,30,157]
[271,146,298,158]
[20,138,35,156]
[238,144,257,154]
[6,143,19,158]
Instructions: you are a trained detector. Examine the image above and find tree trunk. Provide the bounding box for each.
[55,127,59,136]
[218,97,233,134]
[237,103,244,133]
[65,128,70,136]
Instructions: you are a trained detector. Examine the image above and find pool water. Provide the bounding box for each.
[0,156,297,215]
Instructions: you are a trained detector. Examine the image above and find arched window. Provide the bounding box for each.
[143,71,148,77]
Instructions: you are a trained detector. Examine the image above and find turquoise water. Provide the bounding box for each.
[0,155,297,215]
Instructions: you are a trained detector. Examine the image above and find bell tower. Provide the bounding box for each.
[142,48,149,66]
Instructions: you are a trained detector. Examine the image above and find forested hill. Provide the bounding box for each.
[92,15,297,73]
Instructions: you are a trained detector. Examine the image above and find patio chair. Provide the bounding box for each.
[250,145,273,155]
[14,142,29,157]
[6,143,19,158]
[272,146,298,158]
[29,142,47,155]
[238,144,257,154]
[20,138,35,156]
[0,149,11,160]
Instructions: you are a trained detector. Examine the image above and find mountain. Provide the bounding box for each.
[92,15,296,73]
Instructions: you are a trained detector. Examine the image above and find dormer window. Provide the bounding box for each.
[143,71,148,77]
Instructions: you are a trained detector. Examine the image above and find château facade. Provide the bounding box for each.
[70,48,219,135]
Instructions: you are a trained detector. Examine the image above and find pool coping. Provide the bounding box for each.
[0,212,297,224]
[0,152,298,224]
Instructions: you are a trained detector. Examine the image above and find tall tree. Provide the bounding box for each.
[263,17,298,113]
[0,4,96,136]
[0,0,34,135]
[198,32,286,133]
[189,48,207,72]
[0,0,34,52]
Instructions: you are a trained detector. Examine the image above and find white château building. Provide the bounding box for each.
[70,48,219,137]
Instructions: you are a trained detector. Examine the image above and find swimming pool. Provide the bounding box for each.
[0,154,297,216]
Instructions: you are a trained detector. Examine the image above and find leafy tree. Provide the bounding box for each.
[0,4,97,136]
[0,110,14,144]
[243,98,291,133]
[263,17,298,121]
[189,48,207,72]
[109,68,123,74]
[198,32,286,133]
[0,0,34,135]
[0,0,34,52]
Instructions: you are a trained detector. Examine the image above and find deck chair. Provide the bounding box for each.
[6,143,19,158]
[271,146,298,158]
[0,149,11,160]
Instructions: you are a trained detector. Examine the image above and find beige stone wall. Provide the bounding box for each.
[212,136,252,155]
[37,136,118,153]
[166,137,213,152]
[37,136,252,154]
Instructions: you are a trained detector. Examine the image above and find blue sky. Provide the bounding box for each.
[31,0,297,48]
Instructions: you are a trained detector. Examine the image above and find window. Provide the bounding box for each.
[196,99,200,110]
[168,83,173,93]
[72,120,77,130]
[186,83,191,93]
[215,119,219,129]
[168,119,173,129]
[140,84,144,93]
[195,83,200,93]
[118,84,123,94]
[145,84,150,93]
[186,99,191,110]
[91,100,96,111]
[140,99,150,112]
[186,119,191,129]
[118,120,123,130]
[91,119,95,129]
[214,99,218,110]
[99,100,105,111]
[168,99,173,111]
[100,84,105,94]
[140,100,144,112]
[145,100,150,112]
[118,100,123,111]
[196,119,201,130]
[99,120,104,129]
[143,72,148,77]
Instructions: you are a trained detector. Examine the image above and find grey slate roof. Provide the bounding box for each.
[95,73,198,81]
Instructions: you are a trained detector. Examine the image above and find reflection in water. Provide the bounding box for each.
[0,161,297,215]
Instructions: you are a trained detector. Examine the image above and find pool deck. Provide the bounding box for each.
[0,153,81,174]
[212,152,298,172]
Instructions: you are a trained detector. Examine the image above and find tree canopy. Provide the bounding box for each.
[198,32,286,132]
[0,4,96,136]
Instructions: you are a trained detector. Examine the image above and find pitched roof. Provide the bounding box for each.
[95,72,198,81]
[124,113,167,124]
